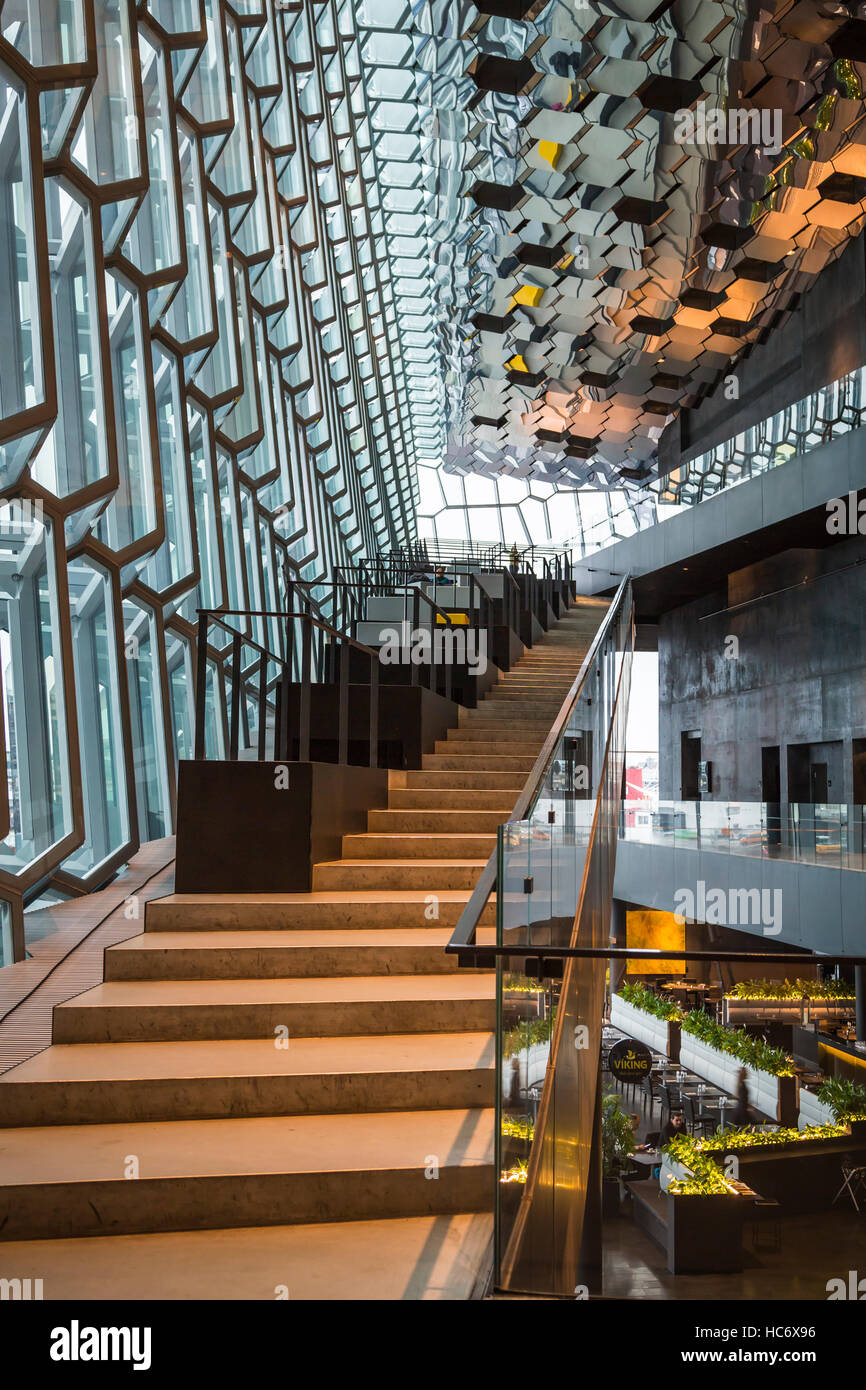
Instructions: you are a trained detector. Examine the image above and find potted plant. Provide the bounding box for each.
[816,1077,866,1129]
[602,1092,637,1217]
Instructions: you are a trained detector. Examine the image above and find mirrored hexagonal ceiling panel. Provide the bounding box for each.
[357,0,866,534]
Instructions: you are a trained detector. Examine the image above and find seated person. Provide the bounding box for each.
[659,1112,688,1145]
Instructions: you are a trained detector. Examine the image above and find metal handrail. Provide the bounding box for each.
[200,607,379,659]
[327,579,455,628]
[445,574,631,964]
[193,606,381,766]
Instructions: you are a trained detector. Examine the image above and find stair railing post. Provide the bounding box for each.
[257,651,268,760]
[368,648,379,767]
[299,615,312,762]
[229,630,242,761]
[410,585,420,687]
[194,611,209,760]
[338,632,349,765]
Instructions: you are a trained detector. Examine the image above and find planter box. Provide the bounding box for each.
[724,999,854,1026]
[610,994,681,1061]
[665,1191,749,1274]
[678,1031,798,1126]
[646,1158,750,1272]
[798,1088,836,1129]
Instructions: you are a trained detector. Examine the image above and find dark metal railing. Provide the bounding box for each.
[327,570,509,686]
[326,579,458,701]
[193,608,381,767]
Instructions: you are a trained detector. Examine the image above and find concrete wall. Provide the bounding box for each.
[658,535,866,803]
[575,426,866,603]
[614,841,864,955]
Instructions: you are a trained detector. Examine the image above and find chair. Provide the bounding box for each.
[659,1082,683,1128]
[645,1130,661,1149]
[681,1093,697,1135]
[751,1199,782,1253]
[833,1162,866,1212]
[640,1074,655,1113]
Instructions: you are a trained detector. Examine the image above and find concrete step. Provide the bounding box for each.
[366,808,509,834]
[483,692,566,706]
[343,832,498,859]
[388,787,518,809]
[0,1031,496,1126]
[513,658,579,663]
[457,711,554,729]
[401,769,525,789]
[144,893,493,932]
[312,858,488,889]
[0,1212,493,1298]
[495,673,575,683]
[506,662,577,671]
[461,717,556,728]
[106,927,497,982]
[434,740,540,757]
[444,727,547,744]
[52,975,496,1044]
[0,1108,495,1241]
[494,676,574,687]
[422,753,535,772]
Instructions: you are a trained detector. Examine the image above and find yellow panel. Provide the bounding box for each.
[505,353,529,372]
[538,139,562,169]
[626,908,684,975]
[435,612,468,625]
[510,285,544,308]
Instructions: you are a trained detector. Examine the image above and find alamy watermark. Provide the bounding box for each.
[378,625,487,676]
[673,100,782,156]
[50,1321,152,1371]
[826,492,866,535]
[673,879,782,935]
[1,1276,43,1300]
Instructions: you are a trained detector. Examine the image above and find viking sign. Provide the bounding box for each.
[608,1039,652,1082]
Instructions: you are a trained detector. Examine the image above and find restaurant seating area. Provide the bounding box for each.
[603,1027,742,1135]
[600,980,866,1278]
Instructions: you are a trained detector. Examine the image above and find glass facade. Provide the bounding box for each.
[0,0,419,950]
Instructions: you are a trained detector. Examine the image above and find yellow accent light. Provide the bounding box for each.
[626,908,685,975]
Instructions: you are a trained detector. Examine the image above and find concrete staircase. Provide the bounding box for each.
[0,597,607,1299]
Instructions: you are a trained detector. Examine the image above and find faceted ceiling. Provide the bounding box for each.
[358,0,866,493]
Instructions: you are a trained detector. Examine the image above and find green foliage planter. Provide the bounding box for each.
[656,1141,749,1272]
[801,1078,866,1130]
[679,1010,797,1125]
[610,986,682,1061]
[817,1076,866,1120]
[726,978,855,1000]
[663,1124,862,1215]
[724,979,855,1026]
[681,1010,794,1076]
